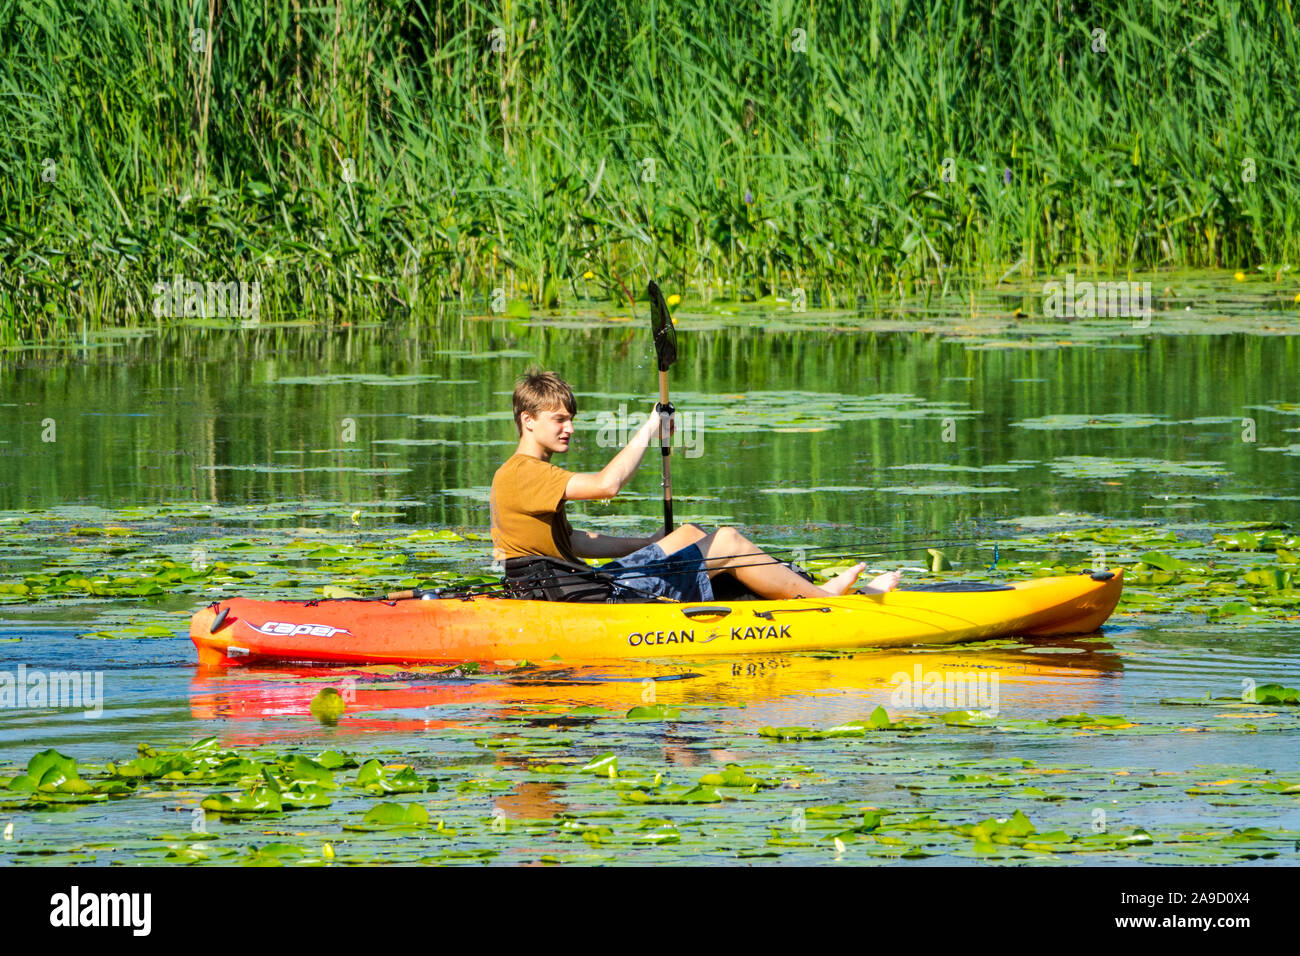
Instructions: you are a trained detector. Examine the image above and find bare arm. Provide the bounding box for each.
[564,408,665,501]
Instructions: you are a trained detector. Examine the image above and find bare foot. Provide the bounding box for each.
[822,562,866,596]
[857,569,902,594]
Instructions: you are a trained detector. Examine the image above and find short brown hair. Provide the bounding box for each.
[512,369,577,434]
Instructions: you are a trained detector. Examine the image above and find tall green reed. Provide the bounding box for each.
[0,0,1296,342]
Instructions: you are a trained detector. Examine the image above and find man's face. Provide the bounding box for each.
[524,405,574,452]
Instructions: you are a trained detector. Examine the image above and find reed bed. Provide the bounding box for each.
[1,0,1297,341]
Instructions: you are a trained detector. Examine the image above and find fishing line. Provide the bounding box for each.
[379,535,1009,603]
[392,537,1003,600]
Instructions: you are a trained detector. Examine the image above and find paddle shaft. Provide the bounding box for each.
[658,370,673,533]
[618,272,676,536]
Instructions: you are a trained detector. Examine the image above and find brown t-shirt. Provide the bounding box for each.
[490,453,581,565]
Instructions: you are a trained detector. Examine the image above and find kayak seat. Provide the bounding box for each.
[706,571,757,601]
[502,556,647,603]
[502,558,818,603]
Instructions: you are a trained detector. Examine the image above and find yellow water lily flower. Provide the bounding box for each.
[666,293,681,307]
[1234,271,1246,281]
[1293,292,1300,304]
[582,271,594,279]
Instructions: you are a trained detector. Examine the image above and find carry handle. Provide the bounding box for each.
[681,606,732,619]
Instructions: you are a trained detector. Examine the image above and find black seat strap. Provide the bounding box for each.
[503,556,628,603]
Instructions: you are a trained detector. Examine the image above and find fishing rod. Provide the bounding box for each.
[581,533,1002,572]
[735,536,995,561]
[379,535,1006,603]
[537,541,986,586]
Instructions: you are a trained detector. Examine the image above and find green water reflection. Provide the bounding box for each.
[2,316,1296,543]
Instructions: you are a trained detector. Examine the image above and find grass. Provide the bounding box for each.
[1,0,1298,342]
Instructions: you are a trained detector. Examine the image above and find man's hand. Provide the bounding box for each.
[566,401,674,503]
[654,404,677,439]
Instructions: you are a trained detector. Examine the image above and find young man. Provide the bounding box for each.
[489,369,902,601]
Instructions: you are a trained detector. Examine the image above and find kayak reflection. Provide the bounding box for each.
[188,634,1124,748]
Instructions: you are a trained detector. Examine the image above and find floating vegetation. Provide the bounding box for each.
[873,483,1019,496]
[1258,444,1300,457]
[888,463,1037,474]
[1046,458,1231,480]
[1011,413,1169,431]
[0,508,495,612]
[1,688,1297,865]
[309,689,348,725]
[599,391,978,434]
[202,465,414,476]
[1162,684,1299,707]
[272,375,476,387]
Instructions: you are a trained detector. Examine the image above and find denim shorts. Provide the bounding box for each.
[598,542,714,603]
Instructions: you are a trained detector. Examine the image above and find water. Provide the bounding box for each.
[1,286,1298,864]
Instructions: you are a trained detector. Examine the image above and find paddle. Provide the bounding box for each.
[647,279,678,534]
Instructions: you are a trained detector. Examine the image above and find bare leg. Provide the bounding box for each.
[651,522,707,555]
[696,527,865,599]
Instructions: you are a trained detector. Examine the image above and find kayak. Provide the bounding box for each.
[190,568,1123,666]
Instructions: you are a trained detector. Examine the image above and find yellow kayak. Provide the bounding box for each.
[191,568,1124,666]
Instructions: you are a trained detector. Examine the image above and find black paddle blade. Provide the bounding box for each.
[647,280,677,371]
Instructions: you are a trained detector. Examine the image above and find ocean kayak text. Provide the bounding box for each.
[626,624,793,646]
